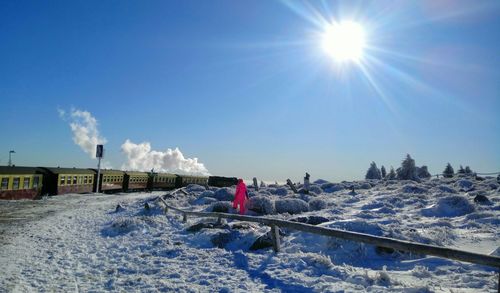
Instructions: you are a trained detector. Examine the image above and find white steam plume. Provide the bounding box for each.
[60,108,110,168]
[121,139,209,175]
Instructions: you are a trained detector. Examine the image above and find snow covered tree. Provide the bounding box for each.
[458,165,465,174]
[387,167,396,180]
[380,165,387,178]
[464,166,472,174]
[397,154,418,181]
[443,163,454,178]
[417,165,431,179]
[365,162,382,180]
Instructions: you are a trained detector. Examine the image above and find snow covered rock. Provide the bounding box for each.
[421,195,475,217]
[186,221,229,233]
[401,184,428,194]
[456,179,474,191]
[211,231,239,248]
[437,185,457,193]
[209,201,233,213]
[247,196,275,215]
[308,198,328,211]
[308,185,323,195]
[186,184,206,193]
[214,188,235,201]
[473,194,491,205]
[275,198,309,215]
[321,183,344,193]
[192,196,217,206]
[249,229,284,251]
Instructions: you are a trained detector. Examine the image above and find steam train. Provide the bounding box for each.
[0,166,237,200]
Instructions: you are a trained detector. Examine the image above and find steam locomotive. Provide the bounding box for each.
[0,166,237,200]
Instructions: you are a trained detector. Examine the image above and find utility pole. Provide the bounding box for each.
[8,150,15,167]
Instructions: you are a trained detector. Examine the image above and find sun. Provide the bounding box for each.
[322,21,366,63]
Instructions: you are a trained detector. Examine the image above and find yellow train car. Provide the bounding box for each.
[0,166,44,200]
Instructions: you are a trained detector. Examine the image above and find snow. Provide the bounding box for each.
[1,177,499,292]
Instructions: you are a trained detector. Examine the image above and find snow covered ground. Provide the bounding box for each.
[1,176,499,292]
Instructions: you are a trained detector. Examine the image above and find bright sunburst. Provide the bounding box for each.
[322,21,366,63]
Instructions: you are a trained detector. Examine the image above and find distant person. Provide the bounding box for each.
[233,179,248,215]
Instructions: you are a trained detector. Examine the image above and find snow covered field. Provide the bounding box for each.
[1,176,499,292]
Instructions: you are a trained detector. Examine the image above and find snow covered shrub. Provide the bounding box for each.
[247,196,275,215]
[417,166,431,179]
[275,198,309,215]
[421,195,474,217]
[321,183,344,193]
[442,163,454,178]
[386,167,397,180]
[186,184,206,193]
[360,182,372,189]
[365,162,382,180]
[269,187,288,196]
[397,154,419,181]
[192,196,217,206]
[437,185,456,193]
[456,179,473,190]
[210,201,233,213]
[401,184,428,194]
[309,198,328,211]
[198,190,215,198]
[300,252,333,269]
[308,185,322,195]
[214,188,235,201]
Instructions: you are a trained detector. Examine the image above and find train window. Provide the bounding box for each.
[23,178,30,189]
[60,176,65,185]
[1,178,8,190]
[84,176,87,184]
[13,177,20,190]
[33,176,39,189]
[73,176,77,184]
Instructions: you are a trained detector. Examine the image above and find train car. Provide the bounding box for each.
[38,167,94,195]
[208,176,238,187]
[150,172,177,190]
[91,169,125,193]
[0,166,44,200]
[176,174,209,188]
[124,171,149,192]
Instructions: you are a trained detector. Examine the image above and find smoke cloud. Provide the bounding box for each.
[67,109,107,158]
[121,139,209,175]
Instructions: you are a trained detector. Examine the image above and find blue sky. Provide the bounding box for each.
[1,0,499,182]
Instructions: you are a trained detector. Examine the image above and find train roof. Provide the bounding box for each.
[0,166,44,174]
[155,172,177,177]
[38,167,95,175]
[124,171,149,176]
[89,169,125,175]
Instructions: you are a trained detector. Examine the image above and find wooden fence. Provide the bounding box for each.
[156,192,500,290]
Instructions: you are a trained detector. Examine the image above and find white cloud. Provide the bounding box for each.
[121,139,209,175]
[63,108,108,160]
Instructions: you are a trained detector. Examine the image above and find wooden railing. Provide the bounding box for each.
[156,191,500,290]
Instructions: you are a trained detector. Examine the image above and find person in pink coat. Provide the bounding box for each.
[233,179,248,215]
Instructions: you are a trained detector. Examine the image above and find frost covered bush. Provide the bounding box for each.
[309,198,328,211]
[365,162,382,180]
[210,201,233,213]
[437,185,456,193]
[456,179,473,190]
[275,198,309,215]
[300,252,333,269]
[417,166,431,179]
[360,182,372,189]
[321,183,344,193]
[214,188,235,201]
[186,184,206,193]
[308,185,323,195]
[269,187,288,196]
[401,184,428,194]
[421,195,474,217]
[247,196,275,215]
[397,154,419,181]
[443,163,454,178]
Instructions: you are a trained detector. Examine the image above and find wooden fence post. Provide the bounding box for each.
[286,179,298,194]
[304,172,310,194]
[270,225,280,253]
[253,177,259,191]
